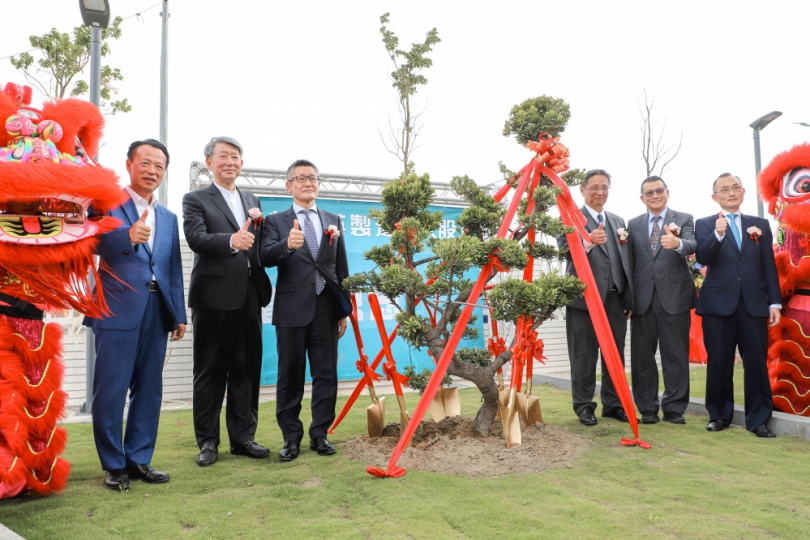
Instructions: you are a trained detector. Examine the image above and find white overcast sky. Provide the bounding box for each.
[2,0,809,227]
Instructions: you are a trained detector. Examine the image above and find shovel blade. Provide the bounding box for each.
[505,406,522,448]
[366,396,386,438]
[429,387,461,422]
[516,393,528,424]
[526,395,543,424]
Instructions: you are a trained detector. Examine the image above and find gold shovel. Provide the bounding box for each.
[347,297,386,438]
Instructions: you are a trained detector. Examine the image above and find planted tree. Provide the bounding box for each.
[345,95,585,436]
[10,16,131,115]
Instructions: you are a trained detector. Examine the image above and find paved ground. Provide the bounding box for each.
[0,524,24,540]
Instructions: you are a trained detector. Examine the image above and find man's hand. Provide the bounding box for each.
[338,317,347,339]
[770,307,781,327]
[590,222,607,245]
[287,219,305,250]
[172,323,186,341]
[625,309,633,320]
[660,224,680,250]
[129,208,151,244]
[715,211,728,237]
[231,218,255,251]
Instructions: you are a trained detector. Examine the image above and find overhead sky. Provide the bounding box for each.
[2,1,808,229]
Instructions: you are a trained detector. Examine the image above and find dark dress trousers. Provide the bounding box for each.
[628,209,696,417]
[260,206,351,442]
[695,213,781,430]
[84,197,186,471]
[182,183,272,449]
[557,206,634,416]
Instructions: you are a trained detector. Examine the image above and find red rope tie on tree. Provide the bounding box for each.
[488,251,510,273]
[382,360,410,396]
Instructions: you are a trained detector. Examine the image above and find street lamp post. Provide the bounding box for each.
[158,1,169,206]
[78,0,111,415]
[750,111,783,218]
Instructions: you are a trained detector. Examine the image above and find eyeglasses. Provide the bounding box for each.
[289,175,320,185]
[643,187,667,197]
[715,184,743,195]
[584,186,610,193]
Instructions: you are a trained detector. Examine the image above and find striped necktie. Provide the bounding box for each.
[299,209,325,295]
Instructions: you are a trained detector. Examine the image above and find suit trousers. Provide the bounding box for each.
[275,291,339,442]
[566,289,627,416]
[92,291,168,471]
[191,279,262,448]
[630,288,691,416]
[701,295,773,431]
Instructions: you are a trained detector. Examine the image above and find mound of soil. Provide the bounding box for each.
[343,416,590,477]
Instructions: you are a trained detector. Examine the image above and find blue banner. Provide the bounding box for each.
[258,196,484,385]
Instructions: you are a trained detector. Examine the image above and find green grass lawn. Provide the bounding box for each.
[2,383,809,539]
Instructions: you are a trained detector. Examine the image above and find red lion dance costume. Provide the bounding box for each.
[0,83,125,498]
[760,143,810,417]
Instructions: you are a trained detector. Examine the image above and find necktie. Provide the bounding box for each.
[597,213,603,226]
[727,213,742,249]
[650,216,661,256]
[299,209,325,295]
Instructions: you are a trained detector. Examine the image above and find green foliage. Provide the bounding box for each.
[395,312,431,348]
[561,167,586,187]
[474,238,528,269]
[403,365,452,394]
[503,95,570,146]
[488,272,585,322]
[369,171,442,233]
[10,17,131,114]
[452,175,504,238]
[456,347,492,367]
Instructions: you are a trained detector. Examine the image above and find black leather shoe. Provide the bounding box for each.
[754,424,776,438]
[663,412,686,424]
[706,420,726,432]
[230,441,270,459]
[127,464,170,484]
[577,407,597,426]
[197,445,218,467]
[641,412,660,424]
[602,408,630,423]
[279,440,301,462]
[105,468,130,491]
[310,437,336,456]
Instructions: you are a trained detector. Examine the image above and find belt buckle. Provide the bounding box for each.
[149,281,159,292]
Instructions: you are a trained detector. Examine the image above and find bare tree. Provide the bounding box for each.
[638,89,682,177]
[378,13,440,176]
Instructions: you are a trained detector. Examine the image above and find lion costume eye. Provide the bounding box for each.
[781,167,810,199]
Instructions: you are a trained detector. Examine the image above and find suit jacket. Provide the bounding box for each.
[260,205,351,327]
[628,208,697,316]
[557,206,634,311]
[183,183,272,310]
[84,197,186,331]
[695,213,781,318]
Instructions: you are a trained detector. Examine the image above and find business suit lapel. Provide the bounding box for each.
[739,214,752,255]
[316,208,331,255]
[238,188,253,222]
[207,183,240,230]
[151,204,167,256]
[581,206,608,256]
[288,206,315,261]
[633,215,653,260]
[121,197,151,256]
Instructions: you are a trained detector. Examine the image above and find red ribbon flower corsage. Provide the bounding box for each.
[325,224,341,245]
[667,223,681,236]
[747,226,763,244]
[616,227,629,245]
[248,207,264,228]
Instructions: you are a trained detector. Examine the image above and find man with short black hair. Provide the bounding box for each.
[260,159,351,462]
[695,173,781,438]
[627,176,696,425]
[183,137,273,466]
[557,169,634,426]
[85,139,186,490]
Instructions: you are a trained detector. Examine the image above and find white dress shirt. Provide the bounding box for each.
[214,183,251,266]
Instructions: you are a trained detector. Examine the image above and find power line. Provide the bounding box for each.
[0,2,162,61]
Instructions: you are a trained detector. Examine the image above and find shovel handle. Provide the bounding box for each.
[368,293,397,370]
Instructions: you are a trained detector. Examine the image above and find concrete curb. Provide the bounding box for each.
[0,524,24,540]
[534,373,810,442]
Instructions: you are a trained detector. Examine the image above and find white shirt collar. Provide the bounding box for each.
[124,185,157,208]
[293,203,318,215]
[584,205,603,222]
[213,182,239,199]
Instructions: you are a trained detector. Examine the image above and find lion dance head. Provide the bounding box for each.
[0,83,125,498]
[759,143,810,416]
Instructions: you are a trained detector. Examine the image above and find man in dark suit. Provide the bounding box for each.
[85,139,186,490]
[557,169,634,425]
[183,137,273,466]
[260,159,351,461]
[628,176,697,425]
[695,173,781,438]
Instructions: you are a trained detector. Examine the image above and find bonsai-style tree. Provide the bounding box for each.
[345,95,585,436]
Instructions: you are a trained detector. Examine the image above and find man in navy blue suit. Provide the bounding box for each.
[85,139,187,490]
[695,173,781,438]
